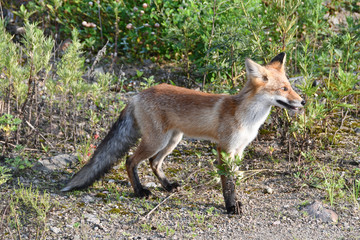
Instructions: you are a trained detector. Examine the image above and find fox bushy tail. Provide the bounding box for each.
[61,105,139,192]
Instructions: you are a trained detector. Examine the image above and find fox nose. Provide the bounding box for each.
[301,100,306,106]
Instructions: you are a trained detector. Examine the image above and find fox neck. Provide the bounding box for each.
[234,83,272,128]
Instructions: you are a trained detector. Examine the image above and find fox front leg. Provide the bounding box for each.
[217,148,242,214]
[221,175,239,214]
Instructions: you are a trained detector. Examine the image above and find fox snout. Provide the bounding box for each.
[276,98,305,111]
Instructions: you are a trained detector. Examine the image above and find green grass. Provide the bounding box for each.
[3,182,56,239]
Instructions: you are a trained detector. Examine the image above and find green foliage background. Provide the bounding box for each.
[0,0,359,162]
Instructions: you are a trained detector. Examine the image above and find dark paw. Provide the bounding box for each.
[165,182,180,192]
[135,188,152,198]
[226,201,242,215]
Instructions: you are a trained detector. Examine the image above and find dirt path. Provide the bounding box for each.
[1,138,359,239]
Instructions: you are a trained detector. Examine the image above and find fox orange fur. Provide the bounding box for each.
[62,53,305,214]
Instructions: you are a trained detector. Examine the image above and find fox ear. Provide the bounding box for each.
[245,58,265,79]
[268,52,286,72]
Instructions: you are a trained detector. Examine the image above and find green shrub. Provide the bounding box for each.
[2,0,359,151]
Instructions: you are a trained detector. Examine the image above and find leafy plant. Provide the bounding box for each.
[215,150,243,179]
[0,114,21,137]
[6,183,55,239]
[319,164,346,206]
[0,114,22,153]
[140,75,156,89]
[0,166,12,185]
[354,179,360,206]
[5,156,33,171]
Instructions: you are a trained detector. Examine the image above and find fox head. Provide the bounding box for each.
[245,52,305,111]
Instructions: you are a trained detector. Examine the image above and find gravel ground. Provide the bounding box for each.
[1,136,359,240]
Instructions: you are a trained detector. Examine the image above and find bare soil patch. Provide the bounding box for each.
[1,135,359,239]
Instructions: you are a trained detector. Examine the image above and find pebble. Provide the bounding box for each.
[354,127,360,135]
[33,154,78,171]
[94,67,105,75]
[50,226,61,234]
[301,200,338,223]
[145,182,157,188]
[264,186,273,194]
[81,195,95,204]
[84,213,101,225]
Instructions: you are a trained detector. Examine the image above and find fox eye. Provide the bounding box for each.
[282,87,288,91]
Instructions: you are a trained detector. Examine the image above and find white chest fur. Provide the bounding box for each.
[230,102,272,153]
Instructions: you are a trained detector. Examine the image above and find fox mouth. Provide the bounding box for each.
[276,100,299,111]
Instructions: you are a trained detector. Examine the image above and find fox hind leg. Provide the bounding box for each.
[149,131,183,192]
[126,131,178,198]
[126,141,163,198]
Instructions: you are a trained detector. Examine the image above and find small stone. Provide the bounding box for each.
[15,26,25,34]
[89,104,97,111]
[94,67,105,75]
[264,187,273,194]
[82,195,95,204]
[301,200,338,223]
[273,220,281,225]
[34,154,78,171]
[145,182,157,188]
[84,213,100,225]
[354,127,360,135]
[50,226,61,234]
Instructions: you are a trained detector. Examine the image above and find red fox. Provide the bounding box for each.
[61,53,305,214]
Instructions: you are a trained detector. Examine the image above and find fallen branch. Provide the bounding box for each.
[0,141,39,152]
[139,166,284,221]
[139,169,202,221]
[141,191,177,220]
[25,120,54,148]
[240,169,283,182]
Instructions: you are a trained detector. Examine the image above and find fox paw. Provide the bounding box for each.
[226,201,242,215]
[165,182,180,192]
[135,188,152,198]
